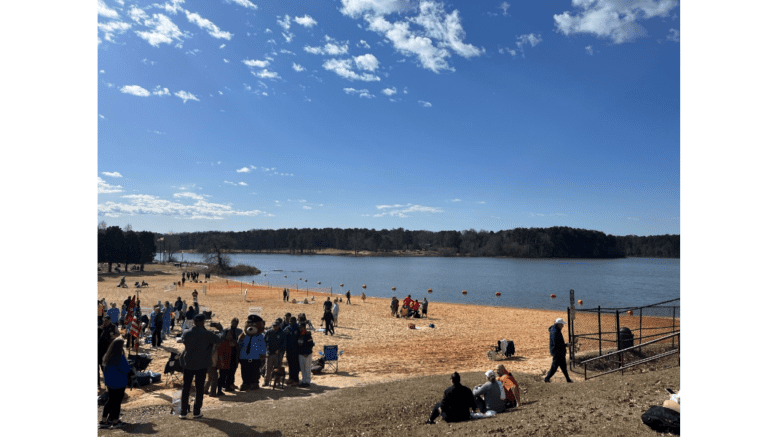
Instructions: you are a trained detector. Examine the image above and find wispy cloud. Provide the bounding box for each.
[238,182,248,186]
[223,180,237,186]
[554,0,679,44]
[185,10,233,40]
[450,198,461,202]
[302,205,313,210]
[382,87,397,96]
[292,63,306,72]
[294,15,317,27]
[237,165,257,173]
[102,171,123,178]
[418,100,432,107]
[132,8,187,47]
[323,58,380,81]
[357,39,371,48]
[277,14,291,31]
[344,88,375,98]
[174,90,199,103]
[98,0,119,19]
[173,192,205,201]
[515,33,542,58]
[120,85,150,97]
[98,176,123,193]
[152,85,170,96]
[226,0,257,9]
[665,28,679,43]
[262,167,293,176]
[98,194,268,219]
[304,37,349,55]
[98,20,132,43]
[374,203,444,218]
[499,2,510,16]
[243,59,270,68]
[585,45,594,55]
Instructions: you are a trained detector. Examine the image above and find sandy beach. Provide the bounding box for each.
[97,263,669,411]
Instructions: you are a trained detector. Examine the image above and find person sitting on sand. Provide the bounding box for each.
[473,370,506,414]
[425,372,478,425]
[495,364,521,408]
[411,300,421,318]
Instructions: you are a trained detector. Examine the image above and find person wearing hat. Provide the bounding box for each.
[179,313,222,419]
[425,372,478,425]
[263,319,286,386]
[237,315,266,391]
[495,364,521,407]
[545,318,573,383]
[473,370,506,414]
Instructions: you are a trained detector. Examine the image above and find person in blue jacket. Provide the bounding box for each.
[100,338,131,429]
[544,318,573,383]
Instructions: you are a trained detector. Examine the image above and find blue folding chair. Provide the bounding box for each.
[318,345,344,373]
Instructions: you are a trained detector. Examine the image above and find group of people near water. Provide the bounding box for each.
[391,295,428,318]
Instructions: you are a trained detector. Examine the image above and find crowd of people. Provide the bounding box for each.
[391,295,428,318]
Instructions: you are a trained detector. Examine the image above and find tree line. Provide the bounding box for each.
[150,226,679,259]
[98,224,157,272]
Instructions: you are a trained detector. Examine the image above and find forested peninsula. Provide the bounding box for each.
[152,227,679,259]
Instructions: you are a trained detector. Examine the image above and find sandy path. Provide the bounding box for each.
[97,264,668,411]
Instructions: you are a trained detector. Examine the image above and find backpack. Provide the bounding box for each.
[641,405,680,435]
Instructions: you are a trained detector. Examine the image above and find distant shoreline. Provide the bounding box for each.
[172,249,679,259]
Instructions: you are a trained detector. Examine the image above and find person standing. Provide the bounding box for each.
[323,297,333,313]
[162,301,172,336]
[390,297,399,317]
[98,317,117,389]
[332,301,339,327]
[298,315,315,388]
[223,318,242,391]
[205,322,223,397]
[151,306,164,347]
[345,290,351,305]
[472,370,506,414]
[422,298,429,318]
[106,303,120,326]
[321,308,335,336]
[425,372,477,425]
[263,320,286,386]
[282,288,288,302]
[179,314,221,419]
[238,315,266,391]
[215,330,233,396]
[284,316,301,386]
[545,318,573,383]
[100,338,131,429]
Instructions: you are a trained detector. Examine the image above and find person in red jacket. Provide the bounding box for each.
[215,330,233,396]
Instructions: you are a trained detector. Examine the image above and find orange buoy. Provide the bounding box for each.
[627,310,634,316]
[462,290,467,295]
[317,281,321,284]
[495,292,501,297]
[427,288,432,293]
[362,285,366,289]
[340,283,344,287]
[577,299,583,305]
[304,279,307,282]
[284,275,287,278]
[550,294,556,298]
[391,286,396,290]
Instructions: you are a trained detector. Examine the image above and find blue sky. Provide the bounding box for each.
[97,0,680,236]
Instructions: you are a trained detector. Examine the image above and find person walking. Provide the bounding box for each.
[284,316,301,386]
[179,314,221,419]
[472,370,506,414]
[345,290,351,305]
[282,288,288,302]
[332,301,339,327]
[544,318,573,383]
[263,320,286,386]
[425,372,477,425]
[321,308,335,336]
[298,315,315,388]
[99,338,131,429]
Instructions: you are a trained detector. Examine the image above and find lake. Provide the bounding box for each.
[167,254,679,312]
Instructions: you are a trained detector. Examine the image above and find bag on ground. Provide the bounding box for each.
[641,405,680,435]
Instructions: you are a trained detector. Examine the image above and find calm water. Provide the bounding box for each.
[169,254,679,311]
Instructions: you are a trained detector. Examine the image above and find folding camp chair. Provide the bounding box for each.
[164,352,183,387]
[318,345,344,373]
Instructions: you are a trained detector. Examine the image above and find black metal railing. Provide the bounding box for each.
[580,331,680,380]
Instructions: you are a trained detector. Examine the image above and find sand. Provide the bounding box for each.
[97,263,670,411]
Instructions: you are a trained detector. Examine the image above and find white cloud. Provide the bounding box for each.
[223,180,237,186]
[294,15,317,27]
[374,203,443,218]
[418,100,432,107]
[185,11,233,40]
[358,39,371,48]
[120,85,150,97]
[450,198,461,202]
[223,59,229,63]
[98,20,132,42]
[279,49,296,55]
[243,59,270,68]
[666,28,679,42]
[304,38,349,55]
[98,0,120,19]
[292,63,306,72]
[323,58,380,81]
[277,14,291,31]
[382,87,397,96]
[302,205,313,210]
[238,182,248,186]
[265,28,272,34]
[174,90,199,102]
[344,88,375,98]
[477,201,486,204]
[128,5,149,23]
[282,32,295,43]
[353,53,380,71]
[498,47,517,57]
[346,1,483,73]
[585,45,594,55]
[554,0,679,44]
[135,13,187,47]
[499,2,510,16]
[98,194,267,219]
[252,69,281,79]
[515,33,542,57]
[151,85,170,96]
[237,165,257,173]
[173,192,205,200]
[98,176,123,193]
[99,114,105,119]
[219,44,226,49]
[102,171,123,178]
[226,0,258,9]
[161,0,185,15]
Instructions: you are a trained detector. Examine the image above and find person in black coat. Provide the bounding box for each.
[425,372,478,424]
[544,318,573,383]
[321,309,335,336]
[98,317,117,389]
